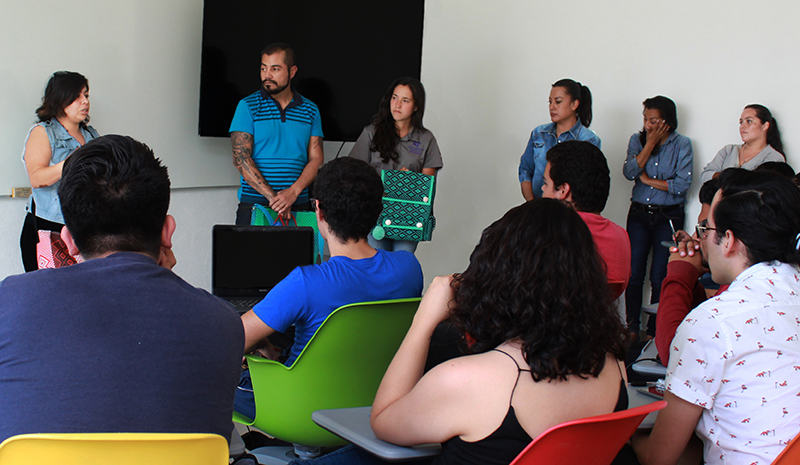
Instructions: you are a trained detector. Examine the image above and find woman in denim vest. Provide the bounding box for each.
[20,71,100,272]
[518,78,601,201]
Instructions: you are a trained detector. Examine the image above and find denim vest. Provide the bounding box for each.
[22,119,100,224]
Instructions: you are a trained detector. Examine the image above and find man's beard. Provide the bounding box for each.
[262,79,289,95]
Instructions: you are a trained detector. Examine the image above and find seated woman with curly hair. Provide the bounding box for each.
[300,199,629,465]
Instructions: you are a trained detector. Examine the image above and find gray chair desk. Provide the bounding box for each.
[312,389,663,461]
[312,407,441,462]
[631,339,668,378]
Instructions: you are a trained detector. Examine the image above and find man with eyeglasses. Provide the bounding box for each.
[633,168,800,465]
[654,178,727,366]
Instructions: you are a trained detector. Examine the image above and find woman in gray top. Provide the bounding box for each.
[701,104,785,183]
[349,77,443,253]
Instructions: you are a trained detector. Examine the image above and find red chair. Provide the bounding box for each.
[772,430,800,464]
[608,280,627,300]
[509,401,667,465]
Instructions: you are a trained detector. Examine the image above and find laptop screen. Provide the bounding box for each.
[212,225,316,298]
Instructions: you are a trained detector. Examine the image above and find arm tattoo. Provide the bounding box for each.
[231,132,272,193]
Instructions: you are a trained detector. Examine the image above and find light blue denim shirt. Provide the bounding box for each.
[518,120,601,198]
[22,119,100,223]
[623,131,693,205]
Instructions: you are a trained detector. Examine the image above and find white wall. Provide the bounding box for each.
[416,0,800,280]
[2,0,799,290]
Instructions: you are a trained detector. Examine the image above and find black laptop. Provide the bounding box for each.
[212,225,315,313]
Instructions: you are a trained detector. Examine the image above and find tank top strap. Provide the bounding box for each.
[492,349,531,408]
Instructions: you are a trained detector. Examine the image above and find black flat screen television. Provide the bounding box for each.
[199,0,425,141]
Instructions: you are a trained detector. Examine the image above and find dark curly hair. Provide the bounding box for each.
[449,199,627,382]
[713,168,800,267]
[36,71,90,128]
[546,140,610,213]
[313,157,384,243]
[370,77,426,164]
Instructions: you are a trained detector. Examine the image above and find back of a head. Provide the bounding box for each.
[59,135,170,259]
[450,199,627,381]
[755,161,795,180]
[698,178,720,206]
[546,140,610,213]
[715,168,800,267]
[313,158,384,243]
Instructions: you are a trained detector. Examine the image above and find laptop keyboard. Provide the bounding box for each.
[227,298,261,312]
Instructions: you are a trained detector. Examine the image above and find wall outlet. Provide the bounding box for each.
[11,187,32,198]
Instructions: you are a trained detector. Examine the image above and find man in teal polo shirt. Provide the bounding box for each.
[229,42,324,224]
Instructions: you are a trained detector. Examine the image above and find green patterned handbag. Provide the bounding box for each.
[372,170,436,242]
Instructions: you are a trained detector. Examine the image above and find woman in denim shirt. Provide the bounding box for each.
[518,78,600,201]
[20,71,100,272]
[622,96,693,341]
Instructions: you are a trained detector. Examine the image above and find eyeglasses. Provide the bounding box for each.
[695,221,718,239]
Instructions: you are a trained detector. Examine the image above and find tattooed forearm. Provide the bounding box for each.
[231,131,275,198]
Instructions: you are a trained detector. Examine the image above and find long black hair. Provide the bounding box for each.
[449,199,627,382]
[552,78,593,128]
[369,77,427,164]
[744,104,784,156]
[36,71,90,128]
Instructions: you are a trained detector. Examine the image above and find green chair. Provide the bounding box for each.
[234,298,421,462]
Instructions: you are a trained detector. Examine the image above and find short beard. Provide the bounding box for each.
[262,80,289,95]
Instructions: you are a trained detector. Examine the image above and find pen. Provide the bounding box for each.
[661,219,679,249]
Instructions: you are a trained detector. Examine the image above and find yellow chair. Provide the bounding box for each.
[0,433,228,465]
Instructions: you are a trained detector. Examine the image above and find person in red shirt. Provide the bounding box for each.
[541,140,631,297]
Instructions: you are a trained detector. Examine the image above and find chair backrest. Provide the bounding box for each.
[510,401,667,465]
[239,298,421,447]
[608,280,626,300]
[772,430,800,464]
[0,433,228,465]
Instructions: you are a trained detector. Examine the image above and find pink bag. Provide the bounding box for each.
[36,230,83,269]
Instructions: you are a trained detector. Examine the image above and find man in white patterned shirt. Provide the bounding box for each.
[633,168,800,465]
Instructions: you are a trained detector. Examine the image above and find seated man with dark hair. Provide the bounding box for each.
[541,140,631,291]
[235,157,424,419]
[633,169,800,465]
[0,135,244,443]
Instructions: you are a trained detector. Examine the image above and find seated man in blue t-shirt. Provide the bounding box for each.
[234,157,424,419]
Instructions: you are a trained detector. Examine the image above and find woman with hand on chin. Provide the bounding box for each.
[622,96,693,342]
[518,78,600,201]
[20,71,100,272]
[349,77,443,253]
[700,104,785,183]
[297,199,628,465]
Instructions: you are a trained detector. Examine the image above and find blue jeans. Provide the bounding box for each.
[368,234,418,253]
[625,204,684,336]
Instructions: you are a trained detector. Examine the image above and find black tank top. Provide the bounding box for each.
[432,350,628,465]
